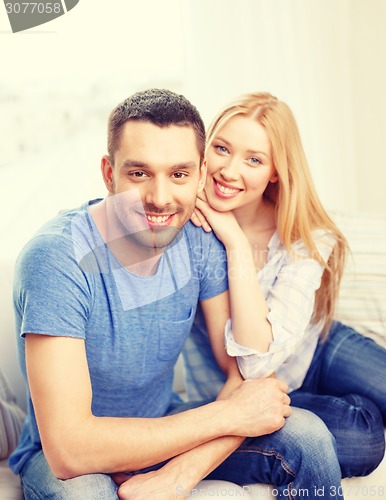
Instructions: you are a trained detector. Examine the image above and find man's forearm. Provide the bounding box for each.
[163,374,246,492]
[113,434,246,500]
[160,435,246,495]
[50,399,235,479]
[27,334,289,480]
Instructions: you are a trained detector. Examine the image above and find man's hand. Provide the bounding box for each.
[222,377,291,436]
[111,377,291,499]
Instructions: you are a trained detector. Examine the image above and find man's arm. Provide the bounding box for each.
[180,292,289,471]
[113,293,290,500]
[114,374,289,500]
[26,333,288,480]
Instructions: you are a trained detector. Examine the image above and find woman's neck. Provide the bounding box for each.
[233,199,277,271]
[233,198,276,235]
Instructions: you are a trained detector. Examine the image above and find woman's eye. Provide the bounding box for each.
[249,157,262,166]
[215,145,229,154]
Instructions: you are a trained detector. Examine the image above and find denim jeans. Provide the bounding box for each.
[20,322,385,499]
[20,450,118,499]
[19,407,343,499]
[290,321,386,478]
[206,407,343,499]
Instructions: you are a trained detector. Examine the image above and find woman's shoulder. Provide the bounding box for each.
[291,229,336,261]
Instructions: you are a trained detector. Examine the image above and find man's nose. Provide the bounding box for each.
[144,178,172,209]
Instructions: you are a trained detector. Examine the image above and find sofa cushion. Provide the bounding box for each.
[333,211,386,346]
[0,458,23,499]
[0,371,25,460]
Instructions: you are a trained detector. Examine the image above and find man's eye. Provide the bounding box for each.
[173,172,187,179]
[129,171,147,178]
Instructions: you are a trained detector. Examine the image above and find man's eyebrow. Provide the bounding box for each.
[170,161,197,170]
[121,159,149,169]
[121,160,197,170]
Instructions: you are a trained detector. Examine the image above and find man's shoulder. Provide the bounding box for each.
[182,221,225,254]
[17,202,92,267]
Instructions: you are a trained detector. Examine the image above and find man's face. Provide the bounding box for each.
[102,121,205,251]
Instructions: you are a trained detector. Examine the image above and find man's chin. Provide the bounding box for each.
[133,226,182,250]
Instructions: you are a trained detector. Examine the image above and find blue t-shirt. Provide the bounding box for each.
[9,199,228,474]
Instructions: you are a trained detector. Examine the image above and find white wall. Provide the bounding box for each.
[182,0,386,214]
[350,0,386,213]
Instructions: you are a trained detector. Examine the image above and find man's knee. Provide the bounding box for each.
[58,473,118,500]
[21,451,118,500]
[23,473,118,500]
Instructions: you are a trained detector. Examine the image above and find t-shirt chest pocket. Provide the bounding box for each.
[158,307,194,362]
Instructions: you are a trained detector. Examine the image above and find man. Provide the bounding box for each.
[9,89,341,499]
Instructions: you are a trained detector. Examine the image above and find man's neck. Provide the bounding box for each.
[89,199,164,277]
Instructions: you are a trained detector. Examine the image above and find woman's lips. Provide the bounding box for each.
[212,178,242,199]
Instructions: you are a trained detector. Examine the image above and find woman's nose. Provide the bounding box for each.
[220,159,240,181]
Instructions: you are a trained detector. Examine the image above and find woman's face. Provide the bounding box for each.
[205,115,278,213]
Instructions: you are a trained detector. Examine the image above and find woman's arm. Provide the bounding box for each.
[195,198,273,353]
[193,198,336,381]
[225,231,336,379]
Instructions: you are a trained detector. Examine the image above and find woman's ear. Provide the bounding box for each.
[270,170,279,183]
[197,160,207,193]
[101,155,115,193]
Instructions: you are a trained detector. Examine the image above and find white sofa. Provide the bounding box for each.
[1,211,386,498]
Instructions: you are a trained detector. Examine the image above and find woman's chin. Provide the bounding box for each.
[206,192,237,212]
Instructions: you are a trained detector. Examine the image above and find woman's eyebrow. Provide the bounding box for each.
[246,149,270,158]
[215,137,270,159]
[214,136,231,146]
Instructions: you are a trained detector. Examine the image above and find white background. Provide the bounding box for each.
[1,0,386,258]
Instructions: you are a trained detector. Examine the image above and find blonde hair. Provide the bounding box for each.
[207,92,348,337]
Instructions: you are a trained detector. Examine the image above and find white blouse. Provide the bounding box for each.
[225,229,336,392]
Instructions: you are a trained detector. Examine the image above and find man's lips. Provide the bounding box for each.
[212,178,242,199]
[144,213,176,227]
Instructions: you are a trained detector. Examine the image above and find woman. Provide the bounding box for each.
[185,91,386,478]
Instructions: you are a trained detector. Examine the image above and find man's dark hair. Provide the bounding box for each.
[107,88,205,163]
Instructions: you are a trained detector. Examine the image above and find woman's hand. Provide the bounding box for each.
[190,210,212,234]
[192,194,245,248]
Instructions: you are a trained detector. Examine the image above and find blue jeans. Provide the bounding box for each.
[289,321,386,478]
[20,450,118,499]
[20,322,384,499]
[207,407,343,498]
[19,407,343,499]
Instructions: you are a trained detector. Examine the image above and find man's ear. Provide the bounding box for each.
[197,160,207,193]
[101,155,115,193]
